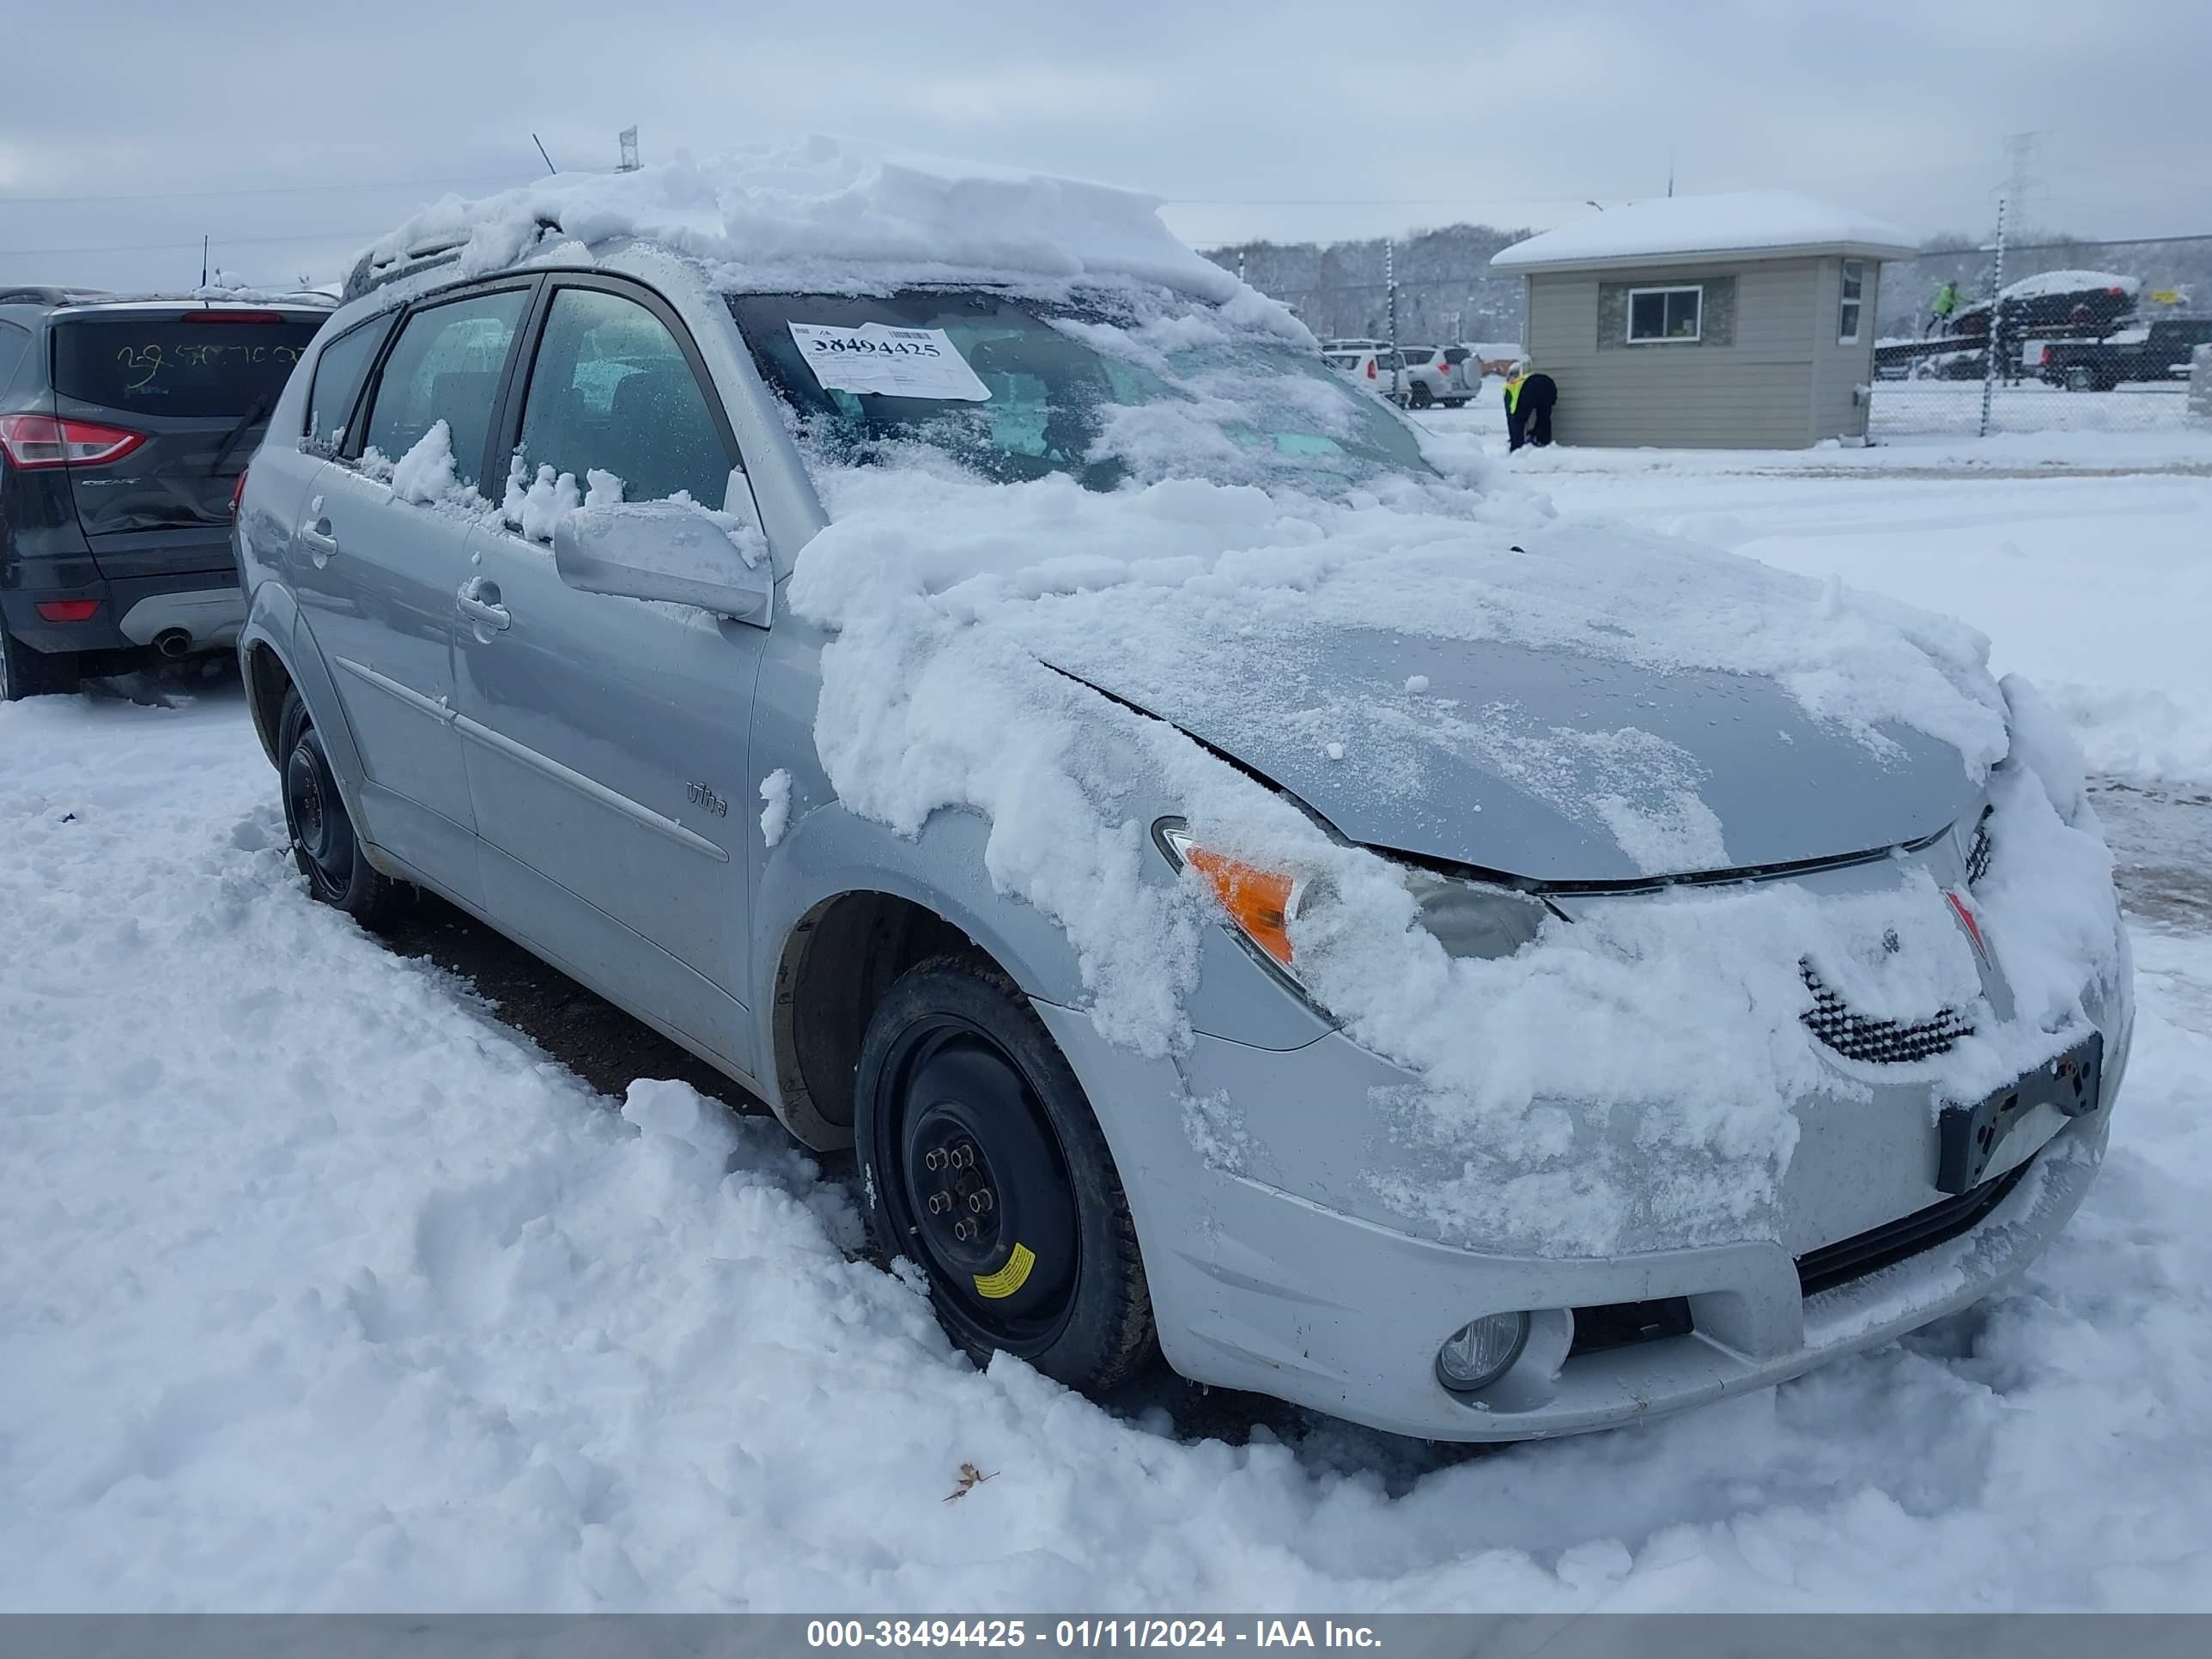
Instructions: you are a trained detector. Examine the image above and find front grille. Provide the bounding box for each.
[1965,812,1995,886]
[1801,962,1975,1063]
[1796,1161,2029,1297]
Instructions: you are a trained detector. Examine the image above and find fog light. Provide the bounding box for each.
[1436,1312,1529,1393]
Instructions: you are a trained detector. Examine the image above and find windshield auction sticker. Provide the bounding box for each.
[787,323,992,401]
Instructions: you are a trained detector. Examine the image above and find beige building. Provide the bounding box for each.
[1491,191,1916,449]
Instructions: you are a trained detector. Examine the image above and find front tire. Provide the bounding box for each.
[855,953,1156,1391]
[277,688,407,928]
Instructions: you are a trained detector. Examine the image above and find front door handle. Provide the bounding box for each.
[296,496,338,568]
[457,575,511,634]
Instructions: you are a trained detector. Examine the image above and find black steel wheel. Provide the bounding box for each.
[0,629,80,702]
[277,688,407,928]
[855,953,1156,1391]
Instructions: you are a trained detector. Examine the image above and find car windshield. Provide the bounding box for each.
[726,289,1433,494]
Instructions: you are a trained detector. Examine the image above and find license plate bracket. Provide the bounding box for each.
[1936,1033,2102,1195]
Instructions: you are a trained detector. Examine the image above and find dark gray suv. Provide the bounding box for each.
[0,286,330,698]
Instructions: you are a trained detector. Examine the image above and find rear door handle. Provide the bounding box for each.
[457,575,510,634]
[296,495,338,568]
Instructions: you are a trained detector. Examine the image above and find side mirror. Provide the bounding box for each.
[553,501,772,624]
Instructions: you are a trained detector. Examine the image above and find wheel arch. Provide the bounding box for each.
[754,801,1097,1151]
[238,586,376,849]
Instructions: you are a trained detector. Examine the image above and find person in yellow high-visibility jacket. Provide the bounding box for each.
[1502,362,1557,451]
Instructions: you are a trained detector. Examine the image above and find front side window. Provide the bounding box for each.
[361,289,530,489]
[305,314,394,453]
[1838,259,1865,344]
[515,287,732,507]
[1627,285,1703,343]
[727,288,1432,495]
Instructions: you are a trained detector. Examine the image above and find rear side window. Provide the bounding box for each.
[361,289,529,489]
[51,313,324,417]
[514,287,732,507]
[305,314,395,453]
[0,320,28,393]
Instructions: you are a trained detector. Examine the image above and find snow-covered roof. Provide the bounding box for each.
[1492,191,1917,272]
[356,136,1242,303]
[2001,268,2141,301]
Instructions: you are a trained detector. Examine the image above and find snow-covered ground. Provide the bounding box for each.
[6,449,2212,1611]
[1420,409,2212,783]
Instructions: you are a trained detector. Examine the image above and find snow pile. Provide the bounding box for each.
[787,459,2118,1253]
[361,136,1244,304]
[0,687,2207,1611]
[1492,191,1915,270]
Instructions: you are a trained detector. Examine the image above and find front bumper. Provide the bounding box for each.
[1037,979,2126,1443]
[1154,1115,2100,1442]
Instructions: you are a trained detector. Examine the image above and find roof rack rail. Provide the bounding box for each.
[342,216,569,304]
[0,285,112,307]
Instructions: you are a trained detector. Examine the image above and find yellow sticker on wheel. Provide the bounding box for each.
[973,1242,1036,1300]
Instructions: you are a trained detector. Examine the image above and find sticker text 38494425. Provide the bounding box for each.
[787,322,992,402]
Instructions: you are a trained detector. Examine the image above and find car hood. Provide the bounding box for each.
[1036,621,1979,884]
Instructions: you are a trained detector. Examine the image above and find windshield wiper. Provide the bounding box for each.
[207,396,270,477]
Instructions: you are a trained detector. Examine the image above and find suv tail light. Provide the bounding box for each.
[0,414,147,471]
[1365,359,1376,378]
[36,599,102,623]
[232,466,250,519]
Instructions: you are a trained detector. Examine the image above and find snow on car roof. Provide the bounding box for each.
[2000,268,2142,301]
[357,135,1244,303]
[1492,191,1916,270]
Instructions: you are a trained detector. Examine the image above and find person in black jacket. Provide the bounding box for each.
[1504,362,1558,450]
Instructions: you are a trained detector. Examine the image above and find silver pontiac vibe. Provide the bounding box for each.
[234,235,2130,1442]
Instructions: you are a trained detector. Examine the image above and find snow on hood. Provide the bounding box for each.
[359,136,1243,303]
[786,457,2123,1254]
[799,466,2008,878]
[1492,190,1916,270]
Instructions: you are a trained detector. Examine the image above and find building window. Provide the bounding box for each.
[1626,286,1703,343]
[1838,259,1865,343]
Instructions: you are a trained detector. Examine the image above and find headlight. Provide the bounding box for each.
[1155,818,1550,978]
[1155,821,1315,968]
[1402,867,1550,960]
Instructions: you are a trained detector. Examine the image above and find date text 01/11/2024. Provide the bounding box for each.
[806,1622,1384,1650]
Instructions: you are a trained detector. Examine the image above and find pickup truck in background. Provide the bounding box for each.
[2038,317,2212,391]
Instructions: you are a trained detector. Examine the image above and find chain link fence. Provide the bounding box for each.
[1210,229,2212,443]
[1867,234,2212,439]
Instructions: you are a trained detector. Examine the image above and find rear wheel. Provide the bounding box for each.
[2064,365,2097,392]
[1409,383,1434,409]
[0,629,81,702]
[278,688,407,928]
[855,953,1156,1391]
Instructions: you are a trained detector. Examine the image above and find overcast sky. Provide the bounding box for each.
[5,0,2207,293]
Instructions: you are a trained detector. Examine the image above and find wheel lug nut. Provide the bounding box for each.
[928,1193,951,1214]
[969,1191,991,1212]
[953,1219,975,1242]
[924,1149,946,1171]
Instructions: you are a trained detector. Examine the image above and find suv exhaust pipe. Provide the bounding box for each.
[153,629,193,659]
